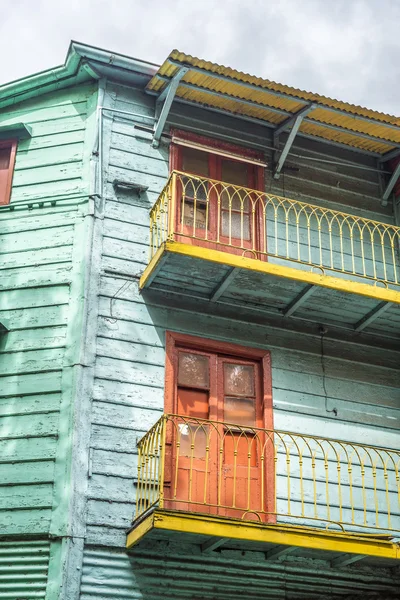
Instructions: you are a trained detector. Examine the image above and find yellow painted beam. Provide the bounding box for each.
[149,241,400,305]
[126,509,400,561]
[140,244,167,289]
[126,513,155,548]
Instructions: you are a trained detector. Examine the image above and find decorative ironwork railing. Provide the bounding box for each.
[149,171,400,287]
[135,415,400,535]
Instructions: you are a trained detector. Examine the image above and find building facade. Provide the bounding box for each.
[0,42,399,599]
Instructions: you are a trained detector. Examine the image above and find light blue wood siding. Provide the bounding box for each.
[85,82,400,546]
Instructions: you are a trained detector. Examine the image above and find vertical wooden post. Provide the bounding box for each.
[158,415,167,509]
[168,172,177,241]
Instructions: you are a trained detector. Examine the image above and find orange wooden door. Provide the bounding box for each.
[165,342,270,522]
[216,357,267,521]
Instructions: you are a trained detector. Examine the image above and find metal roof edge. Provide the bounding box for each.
[0,41,160,111]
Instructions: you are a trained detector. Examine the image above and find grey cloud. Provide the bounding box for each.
[1,0,399,115]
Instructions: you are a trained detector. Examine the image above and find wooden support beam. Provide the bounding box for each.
[379,148,400,163]
[153,67,189,148]
[382,161,400,204]
[209,267,238,302]
[274,104,316,139]
[331,553,366,567]
[201,537,227,553]
[354,301,392,332]
[266,545,297,561]
[274,109,314,179]
[282,284,316,317]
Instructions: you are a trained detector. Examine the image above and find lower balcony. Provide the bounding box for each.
[127,415,400,569]
[140,172,400,336]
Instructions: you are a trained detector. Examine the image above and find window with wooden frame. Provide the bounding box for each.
[169,130,267,257]
[164,331,275,523]
[0,140,17,206]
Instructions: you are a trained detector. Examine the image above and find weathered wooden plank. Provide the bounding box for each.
[0,509,52,534]
[102,236,149,265]
[88,474,135,504]
[0,372,62,397]
[96,336,165,365]
[93,376,162,407]
[0,266,73,291]
[0,393,60,417]
[0,245,73,270]
[0,348,64,376]
[0,484,53,510]
[0,305,69,330]
[0,460,55,485]
[15,142,84,171]
[0,413,60,439]
[1,327,66,353]
[91,449,137,478]
[86,499,134,529]
[0,436,57,463]
[92,400,162,432]
[0,285,70,310]
[94,356,164,388]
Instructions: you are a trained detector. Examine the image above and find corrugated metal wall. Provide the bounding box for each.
[81,547,140,599]
[0,539,50,599]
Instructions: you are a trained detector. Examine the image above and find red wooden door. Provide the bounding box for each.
[174,146,218,249]
[172,144,266,257]
[0,142,16,206]
[217,157,259,257]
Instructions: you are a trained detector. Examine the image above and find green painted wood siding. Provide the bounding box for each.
[0,82,96,540]
[0,82,96,203]
[84,81,400,549]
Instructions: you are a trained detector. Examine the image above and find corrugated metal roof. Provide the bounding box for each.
[147,50,400,155]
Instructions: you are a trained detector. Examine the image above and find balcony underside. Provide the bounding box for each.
[126,510,400,600]
[140,242,400,337]
[127,509,400,563]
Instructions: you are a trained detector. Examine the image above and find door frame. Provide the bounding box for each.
[164,331,275,520]
[169,130,266,256]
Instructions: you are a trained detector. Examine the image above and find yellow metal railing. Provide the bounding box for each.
[149,171,400,287]
[135,415,400,535]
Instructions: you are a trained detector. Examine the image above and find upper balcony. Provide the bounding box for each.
[127,415,400,567]
[140,171,400,336]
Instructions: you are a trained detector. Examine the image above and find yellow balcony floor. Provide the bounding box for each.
[140,241,400,338]
[126,508,400,567]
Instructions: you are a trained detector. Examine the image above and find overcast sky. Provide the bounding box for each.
[2,0,399,115]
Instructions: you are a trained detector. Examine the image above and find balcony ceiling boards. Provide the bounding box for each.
[147,50,400,156]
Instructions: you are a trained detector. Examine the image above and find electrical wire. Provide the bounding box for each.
[319,327,338,417]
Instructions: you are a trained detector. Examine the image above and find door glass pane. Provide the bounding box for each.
[221,192,249,211]
[181,147,209,177]
[177,388,209,419]
[224,363,254,396]
[183,200,207,229]
[221,159,248,186]
[0,147,10,170]
[221,211,250,240]
[178,423,208,458]
[178,352,209,388]
[224,397,256,426]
